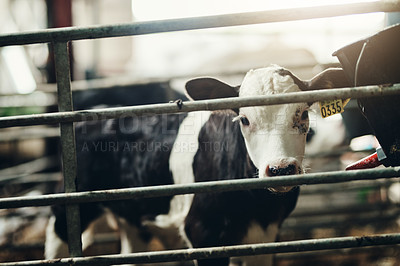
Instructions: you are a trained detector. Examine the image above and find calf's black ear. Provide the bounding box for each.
[307,68,352,91]
[185,78,239,101]
[304,68,352,106]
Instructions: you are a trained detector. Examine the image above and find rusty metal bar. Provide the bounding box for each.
[0,156,58,179]
[1,83,400,128]
[0,167,399,209]
[0,233,399,265]
[0,127,59,142]
[0,91,57,107]
[53,41,82,258]
[0,1,400,46]
[0,172,60,186]
[283,211,400,232]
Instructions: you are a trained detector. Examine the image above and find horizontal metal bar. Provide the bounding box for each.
[0,156,59,180]
[0,232,119,252]
[0,233,399,265]
[0,167,399,209]
[276,244,398,261]
[283,208,400,231]
[299,177,398,195]
[0,127,59,142]
[0,91,57,108]
[1,83,400,128]
[290,202,393,218]
[0,172,60,186]
[0,2,399,46]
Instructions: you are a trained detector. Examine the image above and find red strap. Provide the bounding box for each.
[345,152,382,171]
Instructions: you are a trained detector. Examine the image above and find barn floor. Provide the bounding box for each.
[0,135,399,265]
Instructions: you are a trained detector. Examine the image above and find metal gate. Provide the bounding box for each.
[0,1,400,265]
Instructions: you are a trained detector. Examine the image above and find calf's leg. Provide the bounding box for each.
[44,203,103,259]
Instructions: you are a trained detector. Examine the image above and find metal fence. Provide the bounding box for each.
[0,1,400,265]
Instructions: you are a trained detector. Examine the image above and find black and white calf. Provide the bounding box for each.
[45,65,349,265]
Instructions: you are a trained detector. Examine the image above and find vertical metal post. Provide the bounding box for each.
[53,41,82,257]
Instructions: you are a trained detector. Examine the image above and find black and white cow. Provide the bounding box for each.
[45,65,349,265]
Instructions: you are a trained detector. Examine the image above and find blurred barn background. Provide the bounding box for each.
[0,0,399,265]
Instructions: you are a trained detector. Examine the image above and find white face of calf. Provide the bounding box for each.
[236,67,308,192]
[186,65,350,193]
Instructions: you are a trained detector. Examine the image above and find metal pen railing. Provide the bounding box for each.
[1,83,400,128]
[0,233,399,266]
[0,167,399,209]
[0,1,400,265]
[0,1,398,47]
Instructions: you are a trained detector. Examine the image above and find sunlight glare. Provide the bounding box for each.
[131,0,377,21]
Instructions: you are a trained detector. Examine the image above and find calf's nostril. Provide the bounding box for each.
[283,164,297,175]
[268,166,279,176]
[267,164,297,176]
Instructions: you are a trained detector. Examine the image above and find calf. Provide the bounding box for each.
[45,65,349,265]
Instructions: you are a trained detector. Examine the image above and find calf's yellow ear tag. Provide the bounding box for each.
[319,98,350,118]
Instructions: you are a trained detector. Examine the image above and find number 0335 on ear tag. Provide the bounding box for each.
[319,99,349,118]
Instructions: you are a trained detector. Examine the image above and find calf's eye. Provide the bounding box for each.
[240,116,250,126]
[301,110,309,120]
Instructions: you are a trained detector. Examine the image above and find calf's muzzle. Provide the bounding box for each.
[265,163,299,193]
